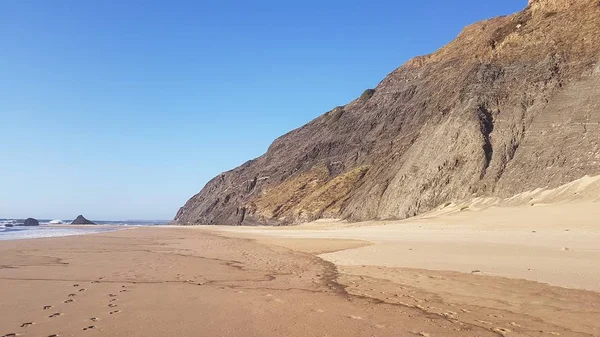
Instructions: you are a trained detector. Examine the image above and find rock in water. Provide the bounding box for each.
[175,0,600,226]
[71,215,96,225]
[23,218,40,226]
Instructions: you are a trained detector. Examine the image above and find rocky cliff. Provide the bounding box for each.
[174,0,600,226]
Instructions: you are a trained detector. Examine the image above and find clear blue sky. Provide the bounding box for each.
[0,0,524,220]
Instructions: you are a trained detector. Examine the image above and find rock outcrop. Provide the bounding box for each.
[23,218,40,226]
[174,0,600,226]
[71,215,96,225]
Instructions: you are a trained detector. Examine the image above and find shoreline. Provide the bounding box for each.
[0,224,159,242]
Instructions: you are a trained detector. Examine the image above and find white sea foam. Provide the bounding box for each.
[0,219,168,241]
[0,226,119,241]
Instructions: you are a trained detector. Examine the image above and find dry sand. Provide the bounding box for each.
[217,202,600,292]
[201,178,600,336]
[213,177,600,292]
[1,177,599,336]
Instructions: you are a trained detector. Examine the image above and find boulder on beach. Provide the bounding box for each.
[23,218,40,226]
[71,215,96,225]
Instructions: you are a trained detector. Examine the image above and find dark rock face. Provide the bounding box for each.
[71,215,96,225]
[175,0,600,226]
[23,218,40,226]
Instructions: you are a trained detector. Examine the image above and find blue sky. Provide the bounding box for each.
[0,0,525,220]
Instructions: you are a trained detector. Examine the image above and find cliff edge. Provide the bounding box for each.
[175,0,600,225]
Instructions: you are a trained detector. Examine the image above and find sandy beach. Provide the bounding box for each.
[1,200,600,337]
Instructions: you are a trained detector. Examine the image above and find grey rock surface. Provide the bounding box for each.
[23,218,40,226]
[71,215,96,225]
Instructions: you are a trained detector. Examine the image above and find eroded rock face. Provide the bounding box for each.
[175,0,600,226]
[528,0,577,12]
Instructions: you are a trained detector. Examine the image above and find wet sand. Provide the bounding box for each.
[1,224,599,337]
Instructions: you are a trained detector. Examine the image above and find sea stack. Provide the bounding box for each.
[71,215,96,225]
[23,218,40,226]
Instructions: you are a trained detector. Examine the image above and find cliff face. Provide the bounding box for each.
[174,0,600,226]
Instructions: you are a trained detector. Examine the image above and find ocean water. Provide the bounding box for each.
[0,219,169,241]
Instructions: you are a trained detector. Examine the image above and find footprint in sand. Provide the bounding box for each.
[109,310,120,315]
[20,322,34,328]
[108,294,117,297]
[43,305,53,310]
[82,326,95,331]
[348,315,363,320]
[3,334,17,337]
[79,288,86,292]
[108,304,118,308]
[64,299,74,304]
[73,284,80,287]
[49,313,62,318]
[68,293,76,297]
[109,298,117,302]
[493,327,511,334]
[48,335,59,337]
[443,311,457,318]
[90,318,99,322]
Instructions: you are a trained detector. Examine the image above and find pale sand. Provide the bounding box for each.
[197,178,600,336]
[211,176,600,292]
[216,202,600,292]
